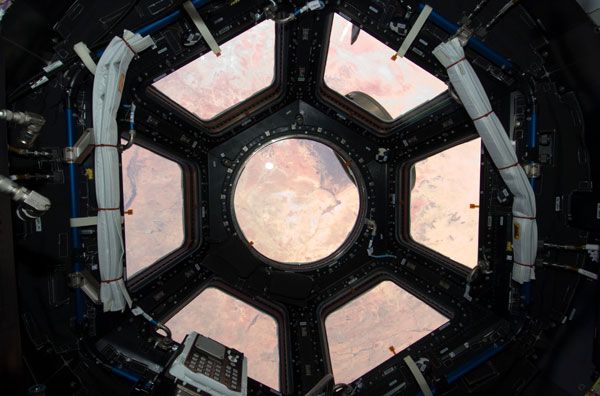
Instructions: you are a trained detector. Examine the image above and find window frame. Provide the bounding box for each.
[318,271,453,384]
[316,12,453,136]
[229,134,368,271]
[144,19,287,135]
[122,135,202,289]
[395,136,484,275]
[161,281,292,393]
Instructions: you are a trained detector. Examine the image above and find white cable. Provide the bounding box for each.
[92,30,154,312]
[432,38,537,284]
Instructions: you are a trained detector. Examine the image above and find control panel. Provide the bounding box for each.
[169,332,247,396]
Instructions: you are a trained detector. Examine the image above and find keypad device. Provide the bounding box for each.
[169,332,248,396]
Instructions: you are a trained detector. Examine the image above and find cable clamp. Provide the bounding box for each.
[30,76,49,89]
[67,270,101,305]
[73,41,97,75]
[455,25,473,47]
[43,60,63,74]
[300,0,325,13]
[64,128,94,163]
[523,162,541,179]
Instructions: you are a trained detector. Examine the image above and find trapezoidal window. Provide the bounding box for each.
[325,280,449,384]
[324,14,447,121]
[152,20,275,120]
[232,138,361,267]
[166,287,280,390]
[122,144,184,278]
[409,138,482,268]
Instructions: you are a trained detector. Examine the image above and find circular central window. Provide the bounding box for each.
[233,137,362,267]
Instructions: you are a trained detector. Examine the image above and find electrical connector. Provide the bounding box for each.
[0,175,51,219]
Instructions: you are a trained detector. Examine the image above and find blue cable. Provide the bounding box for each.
[446,344,504,384]
[66,107,85,324]
[521,281,532,304]
[96,0,211,57]
[136,0,210,36]
[416,386,437,396]
[370,254,398,260]
[528,177,537,190]
[527,110,538,191]
[135,10,184,37]
[413,344,505,394]
[528,111,538,150]
[418,4,513,70]
[526,110,537,294]
[111,366,141,383]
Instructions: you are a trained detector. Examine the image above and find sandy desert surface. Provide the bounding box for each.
[153,20,275,120]
[166,288,280,390]
[326,281,449,384]
[122,144,184,278]
[410,139,481,268]
[233,138,360,264]
[324,14,448,119]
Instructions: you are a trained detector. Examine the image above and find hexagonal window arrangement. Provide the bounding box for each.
[152,19,275,120]
[122,144,184,278]
[324,13,448,121]
[232,137,361,266]
[166,287,280,390]
[409,138,482,268]
[325,280,449,384]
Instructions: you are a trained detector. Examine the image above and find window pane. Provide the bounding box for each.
[233,138,360,264]
[153,20,275,120]
[324,14,447,120]
[166,288,280,390]
[325,281,449,384]
[410,139,481,268]
[122,144,184,277]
